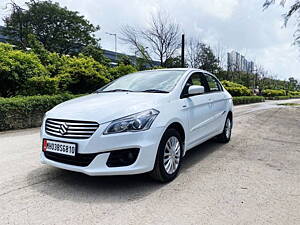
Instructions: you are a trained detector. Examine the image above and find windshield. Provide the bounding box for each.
[97,70,186,93]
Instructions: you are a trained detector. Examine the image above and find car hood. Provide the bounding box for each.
[47,92,169,123]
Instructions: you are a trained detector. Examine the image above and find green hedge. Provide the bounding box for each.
[265,96,289,100]
[291,95,300,99]
[233,96,265,105]
[289,91,300,96]
[0,94,80,131]
[262,89,286,97]
[221,80,252,96]
[266,95,300,100]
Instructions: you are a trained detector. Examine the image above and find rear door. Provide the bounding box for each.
[182,72,215,148]
[204,73,227,132]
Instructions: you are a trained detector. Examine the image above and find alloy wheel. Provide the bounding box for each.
[163,136,181,174]
[225,118,232,139]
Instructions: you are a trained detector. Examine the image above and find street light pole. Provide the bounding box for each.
[106,32,117,62]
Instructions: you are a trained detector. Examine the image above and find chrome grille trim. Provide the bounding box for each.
[45,118,99,139]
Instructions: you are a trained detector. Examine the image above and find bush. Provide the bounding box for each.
[108,64,137,80]
[262,89,286,97]
[265,96,290,100]
[0,94,81,131]
[289,91,300,96]
[265,95,300,100]
[117,55,133,66]
[57,55,110,94]
[221,80,252,96]
[42,52,66,77]
[233,96,265,105]
[0,43,49,97]
[20,76,60,96]
[290,95,300,99]
[276,96,290,100]
[80,45,110,66]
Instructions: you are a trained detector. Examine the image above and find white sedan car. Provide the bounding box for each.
[40,68,233,182]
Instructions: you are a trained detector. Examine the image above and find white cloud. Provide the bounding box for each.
[194,0,238,20]
[254,43,300,79]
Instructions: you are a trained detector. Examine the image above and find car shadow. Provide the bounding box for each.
[181,140,223,171]
[27,140,223,203]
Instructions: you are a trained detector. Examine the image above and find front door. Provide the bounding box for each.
[182,72,215,148]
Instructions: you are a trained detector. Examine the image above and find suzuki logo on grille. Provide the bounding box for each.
[59,123,68,135]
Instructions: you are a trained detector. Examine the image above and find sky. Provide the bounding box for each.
[0,0,299,80]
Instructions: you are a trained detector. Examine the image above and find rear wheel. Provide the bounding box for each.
[216,116,232,143]
[150,129,183,182]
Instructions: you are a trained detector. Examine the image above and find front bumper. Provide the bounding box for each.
[40,123,164,176]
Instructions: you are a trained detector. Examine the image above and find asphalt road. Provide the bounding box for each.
[0,99,299,225]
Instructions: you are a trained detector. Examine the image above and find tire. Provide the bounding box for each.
[216,116,232,143]
[150,128,183,182]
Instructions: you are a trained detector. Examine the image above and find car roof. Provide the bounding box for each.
[146,68,216,77]
[146,68,214,76]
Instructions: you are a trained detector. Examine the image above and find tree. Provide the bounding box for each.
[213,42,227,70]
[263,0,300,46]
[121,12,180,67]
[80,45,110,66]
[165,56,183,68]
[263,0,300,24]
[3,0,100,54]
[288,76,298,90]
[186,38,202,68]
[117,55,133,66]
[197,44,220,73]
[187,39,220,73]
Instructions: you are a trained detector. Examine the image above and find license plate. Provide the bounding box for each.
[43,139,77,156]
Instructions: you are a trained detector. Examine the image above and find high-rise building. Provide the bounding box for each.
[227,51,254,73]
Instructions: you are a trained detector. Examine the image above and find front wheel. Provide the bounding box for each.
[216,116,232,143]
[150,129,183,182]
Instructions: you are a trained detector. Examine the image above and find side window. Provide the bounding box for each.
[186,73,208,89]
[205,74,221,92]
[181,73,209,98]
[186,73,201,86]
[184,73,201,89]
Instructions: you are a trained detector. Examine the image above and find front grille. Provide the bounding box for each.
[44,151,97,167]
[45,118,99,139]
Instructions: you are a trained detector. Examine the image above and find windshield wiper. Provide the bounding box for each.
[99,89,134,93]
[141,89,169,93]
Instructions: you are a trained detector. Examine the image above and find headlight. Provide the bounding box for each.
[103,109,159,135]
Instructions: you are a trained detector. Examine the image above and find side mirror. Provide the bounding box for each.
[188,85,205,96]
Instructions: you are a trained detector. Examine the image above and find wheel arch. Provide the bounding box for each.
[166,122,186,146]
[227,111,233,121]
